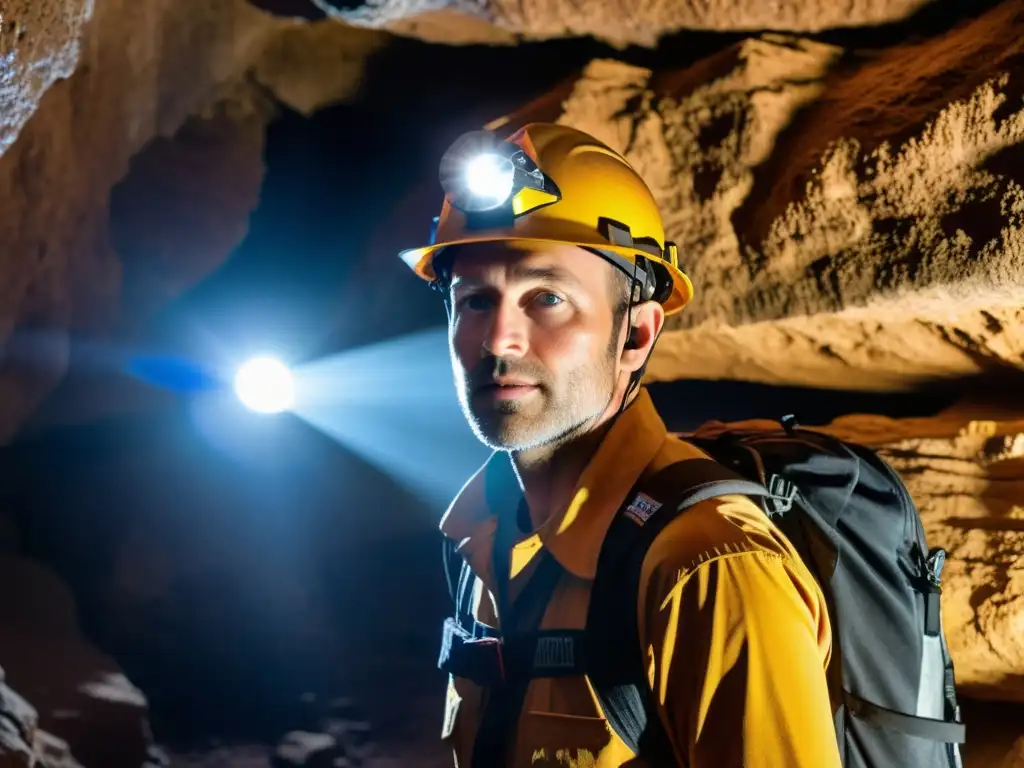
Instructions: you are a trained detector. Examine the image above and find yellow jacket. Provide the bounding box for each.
[440,389,841,767]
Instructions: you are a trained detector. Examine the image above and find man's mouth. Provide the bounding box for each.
[475,381,540,401]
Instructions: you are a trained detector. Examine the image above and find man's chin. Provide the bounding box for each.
[469,414,547,453]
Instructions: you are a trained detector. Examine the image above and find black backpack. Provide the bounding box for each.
[439,417,966,767]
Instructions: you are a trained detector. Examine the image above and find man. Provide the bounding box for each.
[398,123,841,767]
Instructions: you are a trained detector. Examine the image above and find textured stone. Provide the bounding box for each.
[0,665,35,768]
[109,106,272,324]
[0,1,381,443]
[0,1,93,154]
[252,21,388,116]
[310,0,933,46]
[484,0,1024,390]
[0,1,272,442]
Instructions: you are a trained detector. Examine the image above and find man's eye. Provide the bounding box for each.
[457,294,492,311]
[535,292,563,307]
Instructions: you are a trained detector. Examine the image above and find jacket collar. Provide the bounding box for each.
[440,387,669,583]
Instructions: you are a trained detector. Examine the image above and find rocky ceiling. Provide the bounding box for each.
[308,0,936,44]
[2,0,1024,764]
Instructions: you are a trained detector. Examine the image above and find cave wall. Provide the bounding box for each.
[0,2,386,764]
[0,1,384,444]
[1,0,1024,765]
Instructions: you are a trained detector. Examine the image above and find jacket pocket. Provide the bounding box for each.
[515,711,621,768]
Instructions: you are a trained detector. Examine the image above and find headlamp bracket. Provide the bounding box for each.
[465,205,515,231]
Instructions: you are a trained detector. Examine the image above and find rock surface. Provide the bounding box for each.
[0,1,382,443]
[1002,738,1024,767]
[0,1,94,154]
[0,665,36,767]
[478,0,1024,391]
[309,0,935,46]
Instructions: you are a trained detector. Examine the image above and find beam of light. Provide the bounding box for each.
[49,318,490,509]
[288,326,490,508]
[234,356,294,414]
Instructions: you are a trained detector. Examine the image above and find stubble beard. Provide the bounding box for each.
[456,345,619,454]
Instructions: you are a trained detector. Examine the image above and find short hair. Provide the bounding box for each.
[430,247,457,296]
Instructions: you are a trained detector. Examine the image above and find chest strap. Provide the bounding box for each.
[440,621,587,684]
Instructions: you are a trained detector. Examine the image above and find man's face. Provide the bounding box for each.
[446,241,625,452]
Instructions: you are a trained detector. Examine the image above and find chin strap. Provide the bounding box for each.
[616,258,657,417]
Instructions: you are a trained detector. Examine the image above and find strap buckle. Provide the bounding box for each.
[765,473,798,516]
[438,617,505,685]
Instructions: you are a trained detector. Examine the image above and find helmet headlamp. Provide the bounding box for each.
[439,130,561,219]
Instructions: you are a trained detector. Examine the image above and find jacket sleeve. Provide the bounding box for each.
[636,498,842,768]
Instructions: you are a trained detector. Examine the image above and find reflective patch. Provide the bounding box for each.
[916,634,944,720]
[624,492,661,526]
[441,678,461,740]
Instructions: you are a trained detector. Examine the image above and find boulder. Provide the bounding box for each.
[0,665,36,768]
[0,556,159,768]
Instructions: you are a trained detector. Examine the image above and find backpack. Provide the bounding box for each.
[438,416,966,767]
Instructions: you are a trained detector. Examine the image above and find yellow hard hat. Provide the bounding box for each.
[398,122,694,315]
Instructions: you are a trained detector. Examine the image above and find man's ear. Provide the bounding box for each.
[620,300,665,373]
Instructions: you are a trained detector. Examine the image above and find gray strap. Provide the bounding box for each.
[843,689,966,743]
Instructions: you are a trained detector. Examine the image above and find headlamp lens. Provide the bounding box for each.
[465,154,515,205]
[440,130,518,213]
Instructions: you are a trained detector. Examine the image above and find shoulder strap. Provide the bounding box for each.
[442,534,461,605]
[586,458,770,759]
[442,534,476,625]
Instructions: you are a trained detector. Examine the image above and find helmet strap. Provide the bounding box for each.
[615,259,657,417]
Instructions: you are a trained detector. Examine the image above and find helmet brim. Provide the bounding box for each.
[399,236,694,315]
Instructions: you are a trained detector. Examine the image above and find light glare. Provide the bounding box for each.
[234,356,294,414]
[465,154,514,204]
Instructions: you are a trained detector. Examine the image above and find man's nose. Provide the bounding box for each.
[483,300,528,358]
